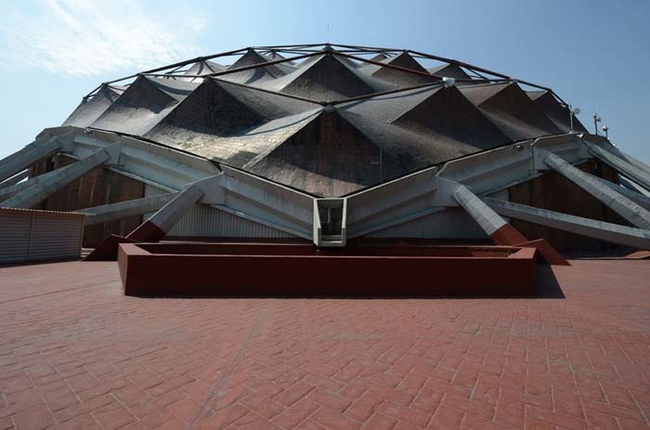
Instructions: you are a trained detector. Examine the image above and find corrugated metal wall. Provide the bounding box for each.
[0,209,84,264]
[0,211,31,262]
[141,185,509,241]
[366,190,509,239]
[144,185,296,239]
[366,207,487,239]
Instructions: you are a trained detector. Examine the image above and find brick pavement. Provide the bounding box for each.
[0,259,648,429]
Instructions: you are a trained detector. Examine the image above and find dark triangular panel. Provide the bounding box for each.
[145,79,265,144]
[392,86,511,149]
[90,77,197,136]
[460,83,562,141]
[339,108,485,169]
[224,48,292,83]
[246,109,402,196]
[528,90,588,133]
[263,51,297,69]
[145,78,319,146]
[229,49,274,69]
[367,53,389,62]
[184,60,227,77]
[280,54,378,102]
[338,86,437,123]
[63,84,125,127]
[428,64,472,81]
[368,52,438,87]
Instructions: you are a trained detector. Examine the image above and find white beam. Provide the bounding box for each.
[80,193,179,226]
[605,145,650,178]
[484,197,650,249]
[541,149,650,229]
[588,174,650,211]
[452,185,507,235]
[0,138,63,182]
[0,164,76,202]
[127,184,206,241]
[586,143,650,191]
[0,144,120,209]
[0,171,29,190]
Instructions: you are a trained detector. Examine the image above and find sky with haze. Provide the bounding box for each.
[0,0,648,161]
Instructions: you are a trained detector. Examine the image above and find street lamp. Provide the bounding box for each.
[603,126,609,139]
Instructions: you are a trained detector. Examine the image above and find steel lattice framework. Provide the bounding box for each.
[62,43,590,198]
[1,43,649,256]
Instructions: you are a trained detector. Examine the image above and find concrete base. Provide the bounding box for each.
[117,242,537,297]
[83,234,138,261]
[126,220,166,242]
[515,239,570,266]
[490,224,529,245]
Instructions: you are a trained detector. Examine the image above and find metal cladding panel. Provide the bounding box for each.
[0,209,83,263]
[0,211,31,263]
[366,207,487,239]
[30,213,84,260]
[144,185,296,238]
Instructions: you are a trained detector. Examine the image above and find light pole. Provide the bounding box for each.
[568,105,580,132]
[593,113,601,135]
[603,126,609,139]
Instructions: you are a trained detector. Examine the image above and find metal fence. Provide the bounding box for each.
[0,208,84,264]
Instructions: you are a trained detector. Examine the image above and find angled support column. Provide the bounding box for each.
[452,184,527,245]
[605,145,650,178]
[619,176,650,197]
[0,164,76,202]
[484,198,650,250]
[588,174,650,211]
[586,144,650,191]
[540,149,650,230]
[86,177,212,261]
[80,192,179,226]
[0,170,29,190]
[0,138,63,183]
[126,184,205,242]
[453,184,569,265]
[0,143,120,209]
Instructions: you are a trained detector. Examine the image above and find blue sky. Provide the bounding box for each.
[0,0,648,161]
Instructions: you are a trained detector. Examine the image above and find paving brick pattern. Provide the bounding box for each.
[0,260,649,429]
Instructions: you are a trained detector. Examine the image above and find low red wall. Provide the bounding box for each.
[136,242,516,257]
[118,243,537,297]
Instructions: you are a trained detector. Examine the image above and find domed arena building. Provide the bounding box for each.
[1,43,649,294]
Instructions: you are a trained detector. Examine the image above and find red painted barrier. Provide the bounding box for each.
[117,242,537,297]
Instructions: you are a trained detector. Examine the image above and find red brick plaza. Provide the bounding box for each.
[0,260,649,429]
